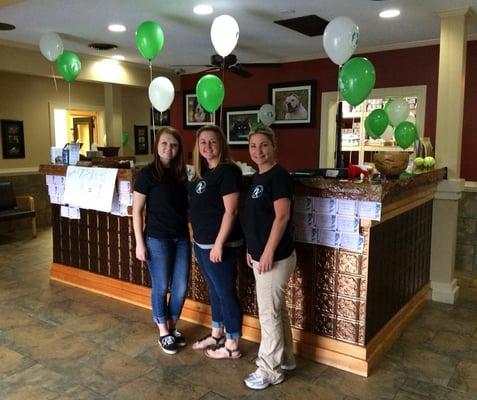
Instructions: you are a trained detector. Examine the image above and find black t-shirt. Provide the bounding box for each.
[134,164,189,239]
[244,164,294,262]
[188,163,243,245]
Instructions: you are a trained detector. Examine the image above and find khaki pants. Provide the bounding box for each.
[252,251,296,380]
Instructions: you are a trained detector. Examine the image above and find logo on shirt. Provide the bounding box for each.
[195,180,206,194]
[251,185,263,199]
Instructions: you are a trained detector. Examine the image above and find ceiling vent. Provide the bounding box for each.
[0,22,16,31]
[88,43,118,51]
[274,14,329,37]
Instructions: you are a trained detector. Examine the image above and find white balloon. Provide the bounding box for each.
[39,32,64,61]
[387,98,410,126]
[323,17,359,65]
[148,77,175,112]
[258,104,276,126]
[210,15,239,57]
[406,112,416,124]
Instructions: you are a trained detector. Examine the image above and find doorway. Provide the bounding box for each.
[72,117,95,155]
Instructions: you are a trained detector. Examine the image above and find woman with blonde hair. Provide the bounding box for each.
[188,124,243,359]
[133,126,190,355]
[243,127,296,390]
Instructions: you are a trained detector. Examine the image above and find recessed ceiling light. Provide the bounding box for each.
[112,54,125,60]
[193,4,213,15]
[379,9,400,18]
[108,24,126,32]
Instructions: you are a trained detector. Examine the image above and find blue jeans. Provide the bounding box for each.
[194,244,243,339]
[146,237,190,325]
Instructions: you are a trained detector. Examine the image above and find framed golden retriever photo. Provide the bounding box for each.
[268,80,316,127]
[183,91,217,129]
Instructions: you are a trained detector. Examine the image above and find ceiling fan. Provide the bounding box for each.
[172,54,282,78]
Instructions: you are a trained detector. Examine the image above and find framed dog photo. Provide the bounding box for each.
[268,80,316,127]
[225,106,260,146]
[183,91,216,129]
[1,119,25,159]
[134,125,149,155]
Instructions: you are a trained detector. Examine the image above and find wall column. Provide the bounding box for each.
[104,83,123,153]
[431,8,470,303]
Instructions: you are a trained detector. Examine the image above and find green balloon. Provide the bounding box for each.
[121,132,129,146]
[394,121,417,149]
[136,21,164,61]
[56,51,81,82]
[339,57,376,106]
[365,109,389,139]
[196,74,225,113]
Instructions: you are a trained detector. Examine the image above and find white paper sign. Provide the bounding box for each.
[318,229,340,248]
[340,233,365,253]
[358,201,382,221]
[337,215,360,233]
[63,166,118,213]
[337,199,358,216]
[314,197,336,214]
[294,196,314,213]
[119,180,131,193]
[316,213,337,230]
[294,227,318,244]
[293,212,316,228]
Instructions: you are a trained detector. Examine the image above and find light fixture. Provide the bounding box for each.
[193,4,213,15]
[108,24,126,32]
[112,54,125,60]
[379,9,400,18]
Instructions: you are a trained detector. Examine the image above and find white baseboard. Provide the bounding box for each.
[431,279,460,304]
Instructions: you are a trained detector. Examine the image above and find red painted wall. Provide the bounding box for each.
[462,40,477,181]
[169,42,476,180]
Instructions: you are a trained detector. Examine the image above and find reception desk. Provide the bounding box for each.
[39,164,446,376]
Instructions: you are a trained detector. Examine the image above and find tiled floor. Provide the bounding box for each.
[1,229,476,399]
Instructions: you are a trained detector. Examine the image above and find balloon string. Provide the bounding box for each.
[149,60,156,133]
[219,59,226,129]
[51,64,58,92]
[68,82,71,109]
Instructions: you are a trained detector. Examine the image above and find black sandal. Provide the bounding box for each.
[192,333,225,350]
[205,343,242,359]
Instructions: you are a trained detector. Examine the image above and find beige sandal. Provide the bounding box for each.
[204,343,242,359]
[192,333,225,350]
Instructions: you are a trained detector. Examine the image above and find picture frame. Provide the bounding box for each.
[150,127,156,154]
[225,106,260,146]
[268,80,316,127]
[1,119,25,159]
[183,91,217,129]
[150,107,170,126]
[134,125,149,155]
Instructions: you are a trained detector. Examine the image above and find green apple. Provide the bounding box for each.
[413,157,424,167]
[423,156,435,167]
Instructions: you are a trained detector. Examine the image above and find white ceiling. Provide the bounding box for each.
[0,0,476,74]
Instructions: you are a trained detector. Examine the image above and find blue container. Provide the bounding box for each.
[62,148,69,165]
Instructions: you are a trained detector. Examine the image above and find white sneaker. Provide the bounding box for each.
[280,361,296,371]
[244,370,284,390]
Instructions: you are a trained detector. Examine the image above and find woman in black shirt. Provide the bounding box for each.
[133,126,190,355]
[243,127,296,390]
[188,124,243,359]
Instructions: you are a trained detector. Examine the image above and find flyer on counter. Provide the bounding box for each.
[340,232,365,253]
[318,229,340,248]
[337,215,360,233]
[294,227,318,244]
[292,212,316,229]
[314,197,337,214]
[294,196,314,213]
[358,201,382,221]
[315,213,337,230]
[337,199,358,216]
